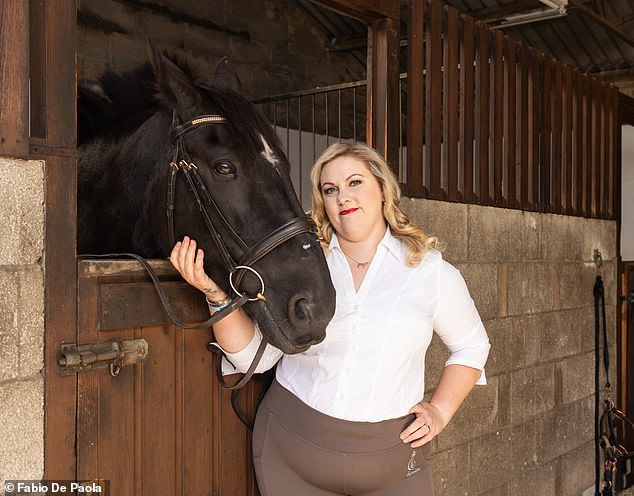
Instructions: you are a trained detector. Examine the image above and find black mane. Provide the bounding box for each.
[78,54,285,162]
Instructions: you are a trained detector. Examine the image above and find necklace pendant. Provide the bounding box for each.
[357,262,368,269]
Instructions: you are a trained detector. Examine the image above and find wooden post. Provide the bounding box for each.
[29,0,79,483]
[310,0,400,170]
[0,0,30,157]
[366,16,400,173]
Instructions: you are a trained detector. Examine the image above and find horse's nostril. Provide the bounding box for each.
[290,296,312,326]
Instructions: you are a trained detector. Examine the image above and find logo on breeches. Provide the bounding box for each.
[406,449,421,477]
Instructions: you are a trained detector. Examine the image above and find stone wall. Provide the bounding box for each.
[0,158,45,491]
[77,0,365,100]
[402,198,617,496]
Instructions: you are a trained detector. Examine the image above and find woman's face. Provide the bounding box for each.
[319,155,386,244]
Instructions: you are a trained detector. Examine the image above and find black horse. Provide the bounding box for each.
[78,43,335,355]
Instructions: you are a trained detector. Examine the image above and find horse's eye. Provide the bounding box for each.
[213,162,236,175]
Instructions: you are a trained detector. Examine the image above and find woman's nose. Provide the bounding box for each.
[337,190,351,205]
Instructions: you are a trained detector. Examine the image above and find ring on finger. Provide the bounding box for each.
[423,423,432,434]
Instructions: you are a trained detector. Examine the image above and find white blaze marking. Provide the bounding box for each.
[260,135,278,166]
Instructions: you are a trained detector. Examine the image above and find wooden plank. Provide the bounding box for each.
[504,37,517,208]
[608,88,617,218]
[406,0,424,197]
[563,65,574,215]
[44,153,78,483]
[98,281,210,331]
[553,60,563,214]
[366,16,400,172]
[589,78,598,217]
[575,73,585,216]
[76,275,100,484]
[29,0,46,140]
[459,14,475,203]
[492,30,504,206]
[183,328,216,496]
[141,324,177,495]
[445,6,459,202]
[542,56,552,212]
[519,46,530,209]
[425,0,442,199]
[41,0,78,484]
[0,0,29,156]
[475,23,490,204]
[530,51,541,210]
[98,328,136,495]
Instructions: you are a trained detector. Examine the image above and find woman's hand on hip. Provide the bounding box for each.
[170,236,226,299]
[400,401,448,448]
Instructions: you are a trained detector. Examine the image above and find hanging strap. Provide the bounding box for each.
[594,275,634,495]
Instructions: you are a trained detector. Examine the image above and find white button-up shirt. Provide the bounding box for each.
[222,228,490,422]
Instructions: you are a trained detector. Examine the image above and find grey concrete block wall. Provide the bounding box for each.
[0,158,45,493]
[402,198,617,496]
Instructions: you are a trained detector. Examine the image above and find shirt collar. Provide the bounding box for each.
[328,226,407,263]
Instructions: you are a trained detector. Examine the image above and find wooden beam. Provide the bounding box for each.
[366,15,400,172]
[310,0,399,22]
[0,0,29,157]
[37,0,78,484]
[466,0,546,22]
[568,0,634,47]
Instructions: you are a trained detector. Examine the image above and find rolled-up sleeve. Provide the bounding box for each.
[432,260,491,385]
[213,322,284,375]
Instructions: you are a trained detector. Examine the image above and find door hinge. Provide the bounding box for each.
[58,338,148,376]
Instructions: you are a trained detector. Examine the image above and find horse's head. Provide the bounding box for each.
[147,43,335,354]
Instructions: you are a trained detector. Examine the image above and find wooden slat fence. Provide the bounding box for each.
[405,0,619,219]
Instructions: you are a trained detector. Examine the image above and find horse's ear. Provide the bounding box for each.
[213,57,242,91]
[147,39,199,111]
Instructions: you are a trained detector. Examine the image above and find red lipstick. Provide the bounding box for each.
[340,208,359,216]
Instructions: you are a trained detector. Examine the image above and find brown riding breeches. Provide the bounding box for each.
[252,380,434,496]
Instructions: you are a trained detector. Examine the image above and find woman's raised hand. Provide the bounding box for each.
[169,236,227,300]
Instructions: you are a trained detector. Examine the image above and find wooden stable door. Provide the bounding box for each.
[73,259,263,495]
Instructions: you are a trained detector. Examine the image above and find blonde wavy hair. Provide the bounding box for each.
[310,142,438,267]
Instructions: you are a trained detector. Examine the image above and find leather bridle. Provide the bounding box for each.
[167,111,317,318]
[164,113,318,392]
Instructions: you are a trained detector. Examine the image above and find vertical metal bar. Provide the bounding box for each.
[325,92,330,146]
[353,87,358,141]
[299,96,303,202]
[338,89,342,141]
[312,94,316,163]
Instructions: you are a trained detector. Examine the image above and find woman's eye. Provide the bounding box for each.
[214,162,236,175]
[350,179,362,187]
[323,186,337,195]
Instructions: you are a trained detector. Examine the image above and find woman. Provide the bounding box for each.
[170,142,490,495]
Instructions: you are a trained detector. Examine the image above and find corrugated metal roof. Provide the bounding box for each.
[296,0,634,90]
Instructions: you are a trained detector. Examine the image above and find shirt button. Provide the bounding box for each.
[353,305,359,311]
